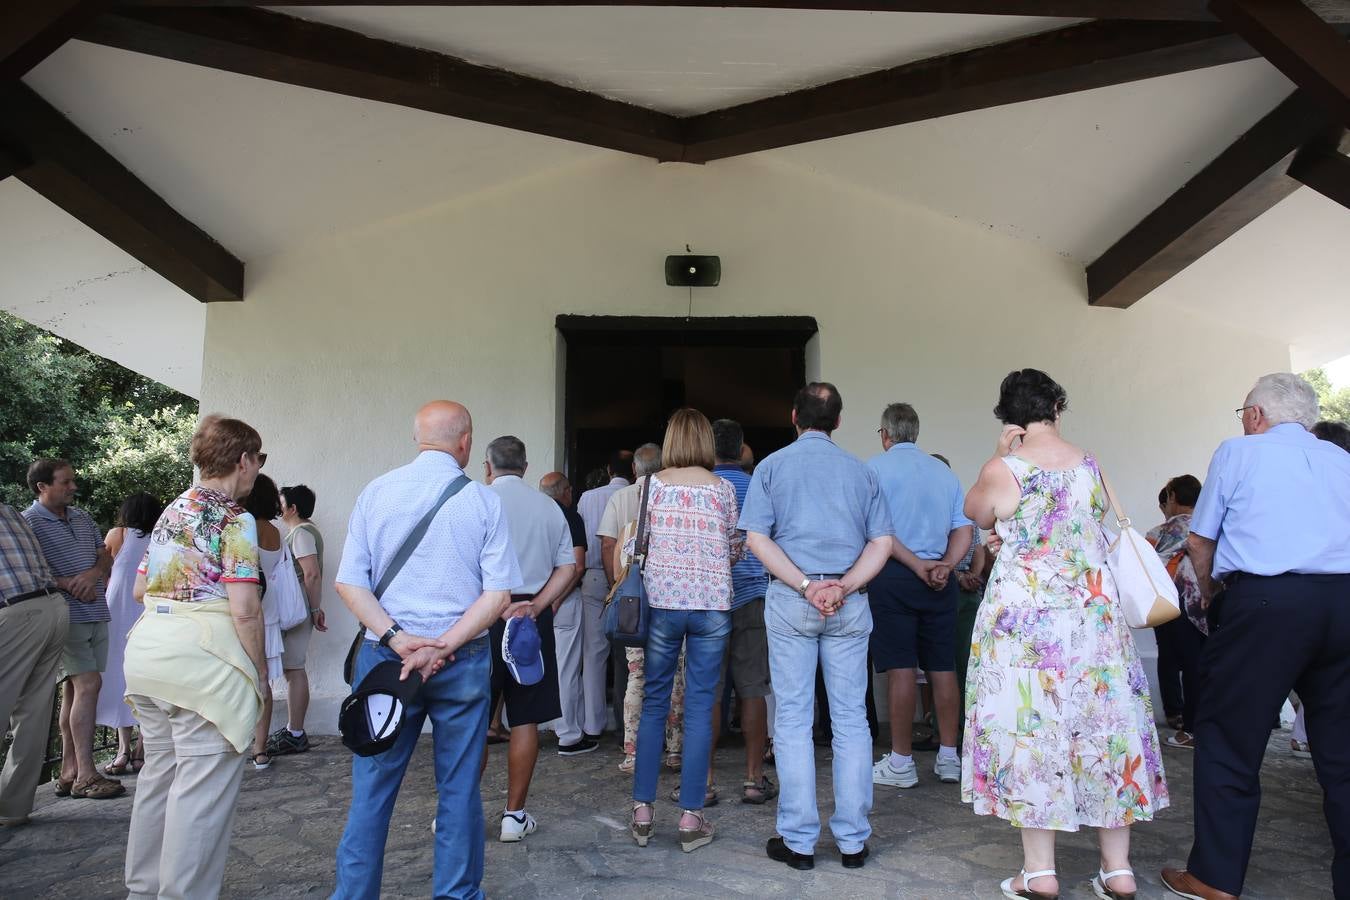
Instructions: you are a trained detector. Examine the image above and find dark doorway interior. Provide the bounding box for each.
[558,315,817,489]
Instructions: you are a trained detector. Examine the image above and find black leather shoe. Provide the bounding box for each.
[766,836,814,870]
[841,845,869,869]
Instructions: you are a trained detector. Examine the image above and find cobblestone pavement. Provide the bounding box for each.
[0,729,1333,899]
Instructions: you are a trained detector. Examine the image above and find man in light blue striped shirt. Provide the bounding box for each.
[333,401,519,900]
[22,458,115,799]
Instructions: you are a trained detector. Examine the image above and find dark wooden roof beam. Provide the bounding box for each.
[114,1,1350,25]
[680,20,1266,163]
[1,1,109,81]
[0,83,244,301]
[1211,0,1350,129]
[1289,130,1350,210]
[82,7,686,160]
[1086,90,1336,309]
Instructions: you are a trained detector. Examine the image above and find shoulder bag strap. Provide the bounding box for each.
[373,474,471,599]
[633,476,653,572]
[1098,470,1131,531]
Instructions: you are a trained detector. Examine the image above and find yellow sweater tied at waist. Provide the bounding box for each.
[123,596,263,753]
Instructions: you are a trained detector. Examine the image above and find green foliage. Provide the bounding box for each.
[0,311,197,528]
[1303,368,1350,424]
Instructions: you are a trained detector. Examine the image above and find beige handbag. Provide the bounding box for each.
[1101,475,1182,629]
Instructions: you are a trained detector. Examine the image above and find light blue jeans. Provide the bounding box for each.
[333,638,490,900]
[632,607,730,809]
[765,580,874,855]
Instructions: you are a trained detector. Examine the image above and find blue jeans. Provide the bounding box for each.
[765,580,873,855]
[333,638,490,900]
[632,608,730,809]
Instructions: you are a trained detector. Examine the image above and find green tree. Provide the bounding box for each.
[0,310,197,526]
[1302,368,1350,424]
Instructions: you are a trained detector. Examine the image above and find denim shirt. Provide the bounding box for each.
[738,431,893,575]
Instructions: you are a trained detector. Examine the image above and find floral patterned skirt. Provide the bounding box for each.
[960,586,1169,831]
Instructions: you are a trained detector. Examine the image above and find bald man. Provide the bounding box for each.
[334,401,520,900]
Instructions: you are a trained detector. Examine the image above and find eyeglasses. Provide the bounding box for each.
[256,452,268,468]
[1234,406,1255,421]
[876,427,885,435]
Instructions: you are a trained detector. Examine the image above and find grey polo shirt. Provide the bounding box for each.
[738,431,892,576]
[490,475,575,595]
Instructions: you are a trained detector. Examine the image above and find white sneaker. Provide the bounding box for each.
[934,754,961,783]
[500,811,537,842]
[872,756,918,788]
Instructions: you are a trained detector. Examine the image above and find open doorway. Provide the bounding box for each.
[556,315,818,488]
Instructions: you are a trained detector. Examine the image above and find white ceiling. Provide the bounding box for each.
[277,6,1076,116]
[2,6,1348,392]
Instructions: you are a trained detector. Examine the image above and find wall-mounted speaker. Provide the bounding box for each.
[665,255,720,287]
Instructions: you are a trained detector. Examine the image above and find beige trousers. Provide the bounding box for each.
[124,694,245,900]
[0,593,68,821]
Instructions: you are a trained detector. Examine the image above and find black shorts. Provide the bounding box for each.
[868,559,959,673]
[489,603,562,726]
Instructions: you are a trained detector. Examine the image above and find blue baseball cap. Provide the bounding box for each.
[502,615,545,686]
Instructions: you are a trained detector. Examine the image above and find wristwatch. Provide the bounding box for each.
[378,623,403,647]
[796,577,811,596]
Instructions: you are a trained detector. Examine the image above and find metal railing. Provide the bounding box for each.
[0,688,121,784]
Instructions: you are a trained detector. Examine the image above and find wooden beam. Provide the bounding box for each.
[680,20,1263,163]
[1086,91,1335,309]
[0,147,30,182]
[82,7,686,161]
[114,0,1350,25]
[1,1,108,81]
[0,83,244,302]
[1289,131,1350,210]
[1211,0,1350,128]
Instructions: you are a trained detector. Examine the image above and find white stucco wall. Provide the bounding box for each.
[199,155,1290,730]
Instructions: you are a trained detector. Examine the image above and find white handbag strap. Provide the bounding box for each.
[1098,471,1131,531]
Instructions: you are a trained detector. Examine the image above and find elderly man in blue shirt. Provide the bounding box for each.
[333,401,519,900]
[740,382,893,872]
[867,403,973,791]
[1162,374,1350,900]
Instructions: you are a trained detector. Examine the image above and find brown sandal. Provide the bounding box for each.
[104,754,133,776]
[54,777,74,797]
[71,775,126,800]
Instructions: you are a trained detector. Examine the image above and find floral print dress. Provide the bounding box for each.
[961,454,1168,831]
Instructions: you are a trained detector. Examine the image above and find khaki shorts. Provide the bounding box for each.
[723,597,771,698]
[280,615,313,671]
[62,620,109,679]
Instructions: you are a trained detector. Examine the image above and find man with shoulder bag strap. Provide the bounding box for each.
[331,401,520,900]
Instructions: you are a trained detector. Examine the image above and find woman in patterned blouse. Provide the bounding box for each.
[630,408,744,854]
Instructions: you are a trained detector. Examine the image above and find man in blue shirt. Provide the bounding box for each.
[712,418,775,804]
[739,383,893,871]
[866,403,972,790]
[1162,374,1350,900]
[334,401,519,900]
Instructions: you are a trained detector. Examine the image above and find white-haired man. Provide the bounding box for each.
[1163,373,1350,900]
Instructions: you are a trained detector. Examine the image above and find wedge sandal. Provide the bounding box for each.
[1000,868,1058,900]
[1092,867,1136,900]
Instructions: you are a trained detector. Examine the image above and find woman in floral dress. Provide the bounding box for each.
[962,369,1168,900]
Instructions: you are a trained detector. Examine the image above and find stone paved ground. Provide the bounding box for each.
[0,729,1333,899]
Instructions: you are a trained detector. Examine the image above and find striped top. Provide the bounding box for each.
[23,501,109,624]
[0,503,57,602]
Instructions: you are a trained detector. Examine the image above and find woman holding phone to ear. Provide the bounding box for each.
[961,369,1168,900]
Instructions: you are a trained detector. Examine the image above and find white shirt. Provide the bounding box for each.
[597,476,648,541]
[488,475,575,595]
[577,476,629,570]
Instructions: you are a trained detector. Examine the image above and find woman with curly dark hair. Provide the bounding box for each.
[961,369,1168,900]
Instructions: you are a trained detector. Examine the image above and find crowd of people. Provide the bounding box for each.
[0,368,1347,900]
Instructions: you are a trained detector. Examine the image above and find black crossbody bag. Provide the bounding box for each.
[342,474,472,685]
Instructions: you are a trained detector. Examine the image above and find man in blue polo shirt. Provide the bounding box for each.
[22,458,119,800]
[712,419,774,804]
[1162,373,1350,900]
[867,403,972,790]
[740,383,892,871]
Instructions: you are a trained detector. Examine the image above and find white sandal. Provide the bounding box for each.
[1092,867,1136,900]
[1000,868,1058,900]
